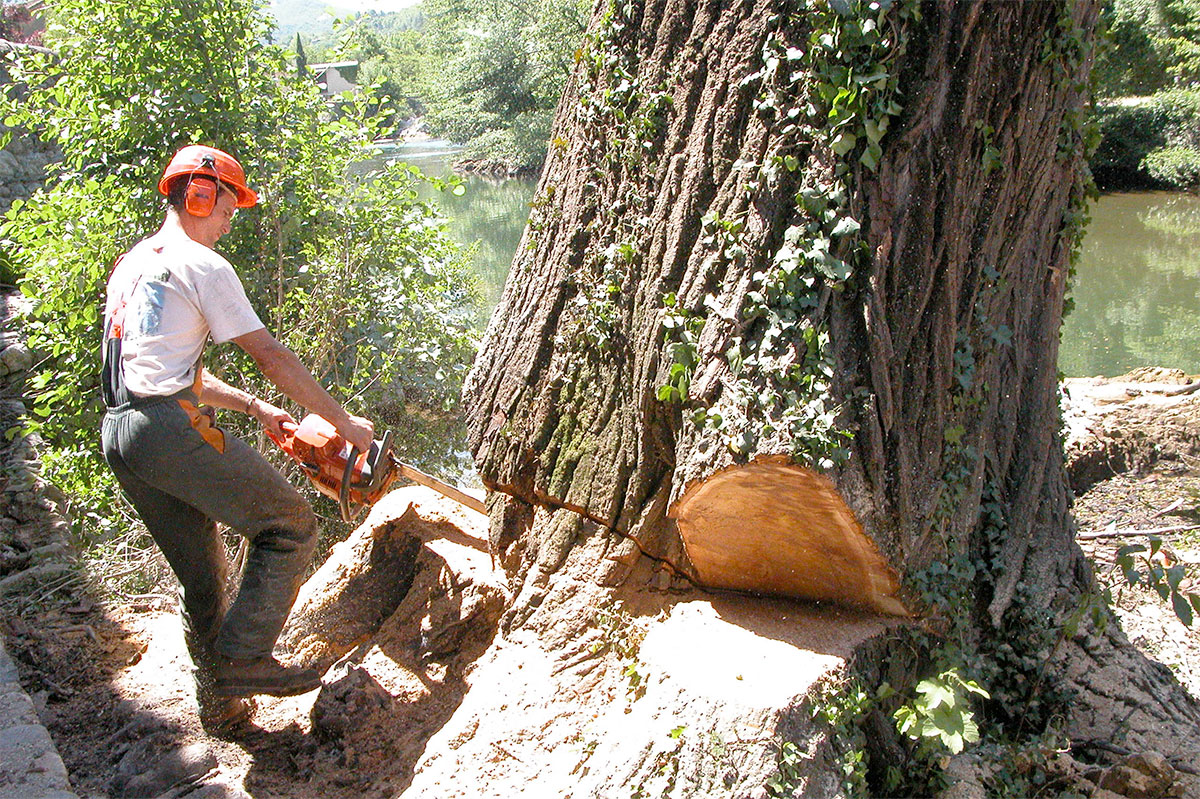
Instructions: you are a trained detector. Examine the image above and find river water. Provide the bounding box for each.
[1059,191,1200,377]
[372,141,1200,379]
[364,140,535,327]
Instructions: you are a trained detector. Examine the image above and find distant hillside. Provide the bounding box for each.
[268,0,350,48]
[268,0,426,54]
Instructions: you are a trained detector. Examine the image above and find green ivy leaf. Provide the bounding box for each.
[860,146,879,171]
[830,216,860,237]
[831,131,858,155]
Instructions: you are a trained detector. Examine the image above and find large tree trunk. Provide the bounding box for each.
[466,0,1084,610]
[458,0,1200,792]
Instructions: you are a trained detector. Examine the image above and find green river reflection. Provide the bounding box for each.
[1060,192,1200,377]
[364,141,535,328]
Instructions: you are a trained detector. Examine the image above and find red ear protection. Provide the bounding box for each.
[182,154,219,217]
[184,177,218,217]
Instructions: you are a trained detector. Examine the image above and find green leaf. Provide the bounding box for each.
[830,216,860,237]
[1173,591,1194,627]
[831,132,858,155]
[1167,564,1186,591]
[916,679,955,709]
[860,146,878,171]
[798,187,827,214]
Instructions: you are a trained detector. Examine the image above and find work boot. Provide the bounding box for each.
[199,696,256,738]
[211,655,322,698]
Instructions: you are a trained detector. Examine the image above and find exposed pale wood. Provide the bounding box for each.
[670,457,907,616]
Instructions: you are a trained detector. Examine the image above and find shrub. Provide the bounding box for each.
[1090,102,1169,185]
[1090,89,1200,189]
[1143,145,1200,189]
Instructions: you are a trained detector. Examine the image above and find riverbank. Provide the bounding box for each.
[368,133,542,181]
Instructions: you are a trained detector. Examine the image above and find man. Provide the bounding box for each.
[101,144,374,734]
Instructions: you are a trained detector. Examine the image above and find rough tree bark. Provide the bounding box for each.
[461,0,1200,789]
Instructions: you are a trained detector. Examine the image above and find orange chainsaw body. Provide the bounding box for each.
[270,414,397,521]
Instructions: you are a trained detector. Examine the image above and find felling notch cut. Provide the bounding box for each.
[669,456,907,616]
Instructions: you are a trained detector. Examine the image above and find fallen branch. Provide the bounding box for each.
[1078,524,1200,540]
[1158,381,1200,397]
[1150,498,1186,519]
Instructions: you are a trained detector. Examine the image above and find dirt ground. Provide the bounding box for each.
[1,372,1199,798]
[1063,370,1200,701]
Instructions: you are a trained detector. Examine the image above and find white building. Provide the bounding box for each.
[308,61,359,99]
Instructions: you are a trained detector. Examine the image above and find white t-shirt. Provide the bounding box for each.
[105,231,264,397]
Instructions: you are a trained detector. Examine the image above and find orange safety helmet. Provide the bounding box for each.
[157,145,258,209]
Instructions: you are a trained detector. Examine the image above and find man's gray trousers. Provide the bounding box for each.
[101,392,317,662]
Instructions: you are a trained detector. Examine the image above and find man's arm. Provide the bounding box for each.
[229,327,375,452]
[197,370,296,441]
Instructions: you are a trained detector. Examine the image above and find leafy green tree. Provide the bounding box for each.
[1157,0,1200,85]
[345,25,436,134]
[1094,0,1200,97]
[0,0,478,550]
[1090,0,1200,188]
[1094,0,1170,97]
[280,1,588,166]
[420,0,591,170]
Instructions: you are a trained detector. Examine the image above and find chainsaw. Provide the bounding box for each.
[268,414,486,522]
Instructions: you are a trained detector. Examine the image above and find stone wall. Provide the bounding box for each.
[0,290,80,799]
[0,39,59,217]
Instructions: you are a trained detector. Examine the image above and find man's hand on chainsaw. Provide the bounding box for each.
[336,414,375,453]
[249,399,296,441]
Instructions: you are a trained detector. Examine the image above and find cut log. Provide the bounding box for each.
[670,456,906,615]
